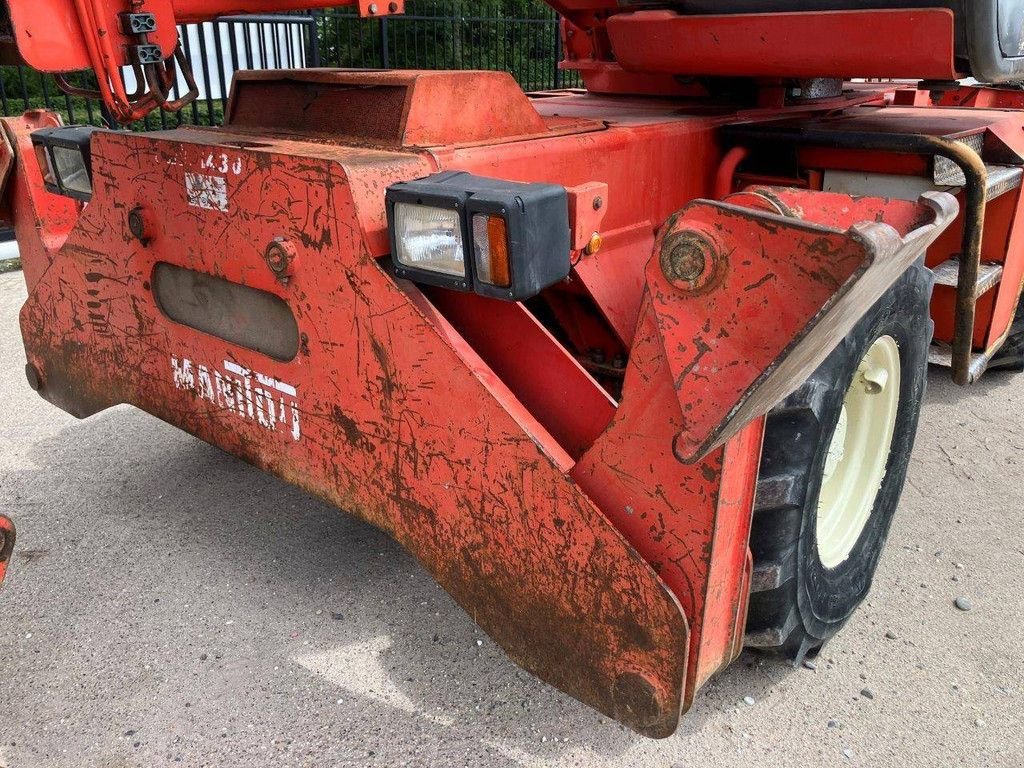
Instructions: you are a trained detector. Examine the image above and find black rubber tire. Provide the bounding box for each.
[986,295,1024,373]
[744,260,933,664]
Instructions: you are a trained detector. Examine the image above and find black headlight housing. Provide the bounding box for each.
[30,126,100,203]
[386,171,570,302]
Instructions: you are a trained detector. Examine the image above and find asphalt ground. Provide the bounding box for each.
[0,270,1021,767]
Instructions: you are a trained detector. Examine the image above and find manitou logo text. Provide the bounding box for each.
[171,356,301,441]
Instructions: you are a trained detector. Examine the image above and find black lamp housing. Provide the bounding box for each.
[30,126,101,203]
[386,171,570,301]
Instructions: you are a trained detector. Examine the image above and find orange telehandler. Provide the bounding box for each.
[1,0,1023,737]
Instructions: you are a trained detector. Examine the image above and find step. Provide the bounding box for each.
[927,342,991,383]
[933,161,1023,200]
[931,259,1003,297]
[985,165,1024,200]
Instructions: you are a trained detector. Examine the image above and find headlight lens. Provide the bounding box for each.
[51,146,92,197]
[393,203,465,278]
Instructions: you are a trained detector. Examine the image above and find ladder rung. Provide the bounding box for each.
[931,259,1003,297]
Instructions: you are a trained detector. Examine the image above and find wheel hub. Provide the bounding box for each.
[816,335,902,569]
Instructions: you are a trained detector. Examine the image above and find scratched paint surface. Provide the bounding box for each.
[572,300,764,707]
[8,86,874,735]
[648,192,953,462]
[16,129,692,736]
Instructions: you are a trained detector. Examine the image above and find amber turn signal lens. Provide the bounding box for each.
[472,213,512,288]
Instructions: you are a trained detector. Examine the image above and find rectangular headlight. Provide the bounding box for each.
[30,126,100,202]
[385,171,570,301]
[393,202,466,279]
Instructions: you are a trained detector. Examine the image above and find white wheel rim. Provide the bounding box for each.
[815,335,901,569]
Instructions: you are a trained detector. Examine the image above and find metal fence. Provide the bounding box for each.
[313,2,576,90]
[0,1,575,131]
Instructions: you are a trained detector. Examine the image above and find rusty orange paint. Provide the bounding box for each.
[7,123,693,737]
[0,69,1019,736]
[0,82,757,734]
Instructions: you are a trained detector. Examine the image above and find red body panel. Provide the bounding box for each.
[606,9,958,81]
[4,62,1024,734]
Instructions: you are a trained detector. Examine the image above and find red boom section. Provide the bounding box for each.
[4,0,389,73]
[1,0,406,120]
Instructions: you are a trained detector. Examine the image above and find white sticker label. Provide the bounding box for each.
[185,172,229,212]
[171,356,301,441]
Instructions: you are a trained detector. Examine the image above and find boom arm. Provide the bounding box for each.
[5,0,1024,123]
[1,0,407,122]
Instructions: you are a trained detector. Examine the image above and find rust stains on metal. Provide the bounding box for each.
[10,127,691,738]
[264,237,298,281]
[649,189,957,462]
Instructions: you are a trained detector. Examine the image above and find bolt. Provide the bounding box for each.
[368,3,378,13]
[612,353,627,370]
[585,232,603,255]
[128,206,149,244]
[660,229,723,292]
[588,348,606,365]
[388,1,398,10]
[665,241,706,282]
[25,363,42,392]
[592,196,603,211]
[264,237,297,278]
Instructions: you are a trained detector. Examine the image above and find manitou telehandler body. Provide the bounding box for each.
[2,0,1024,737]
